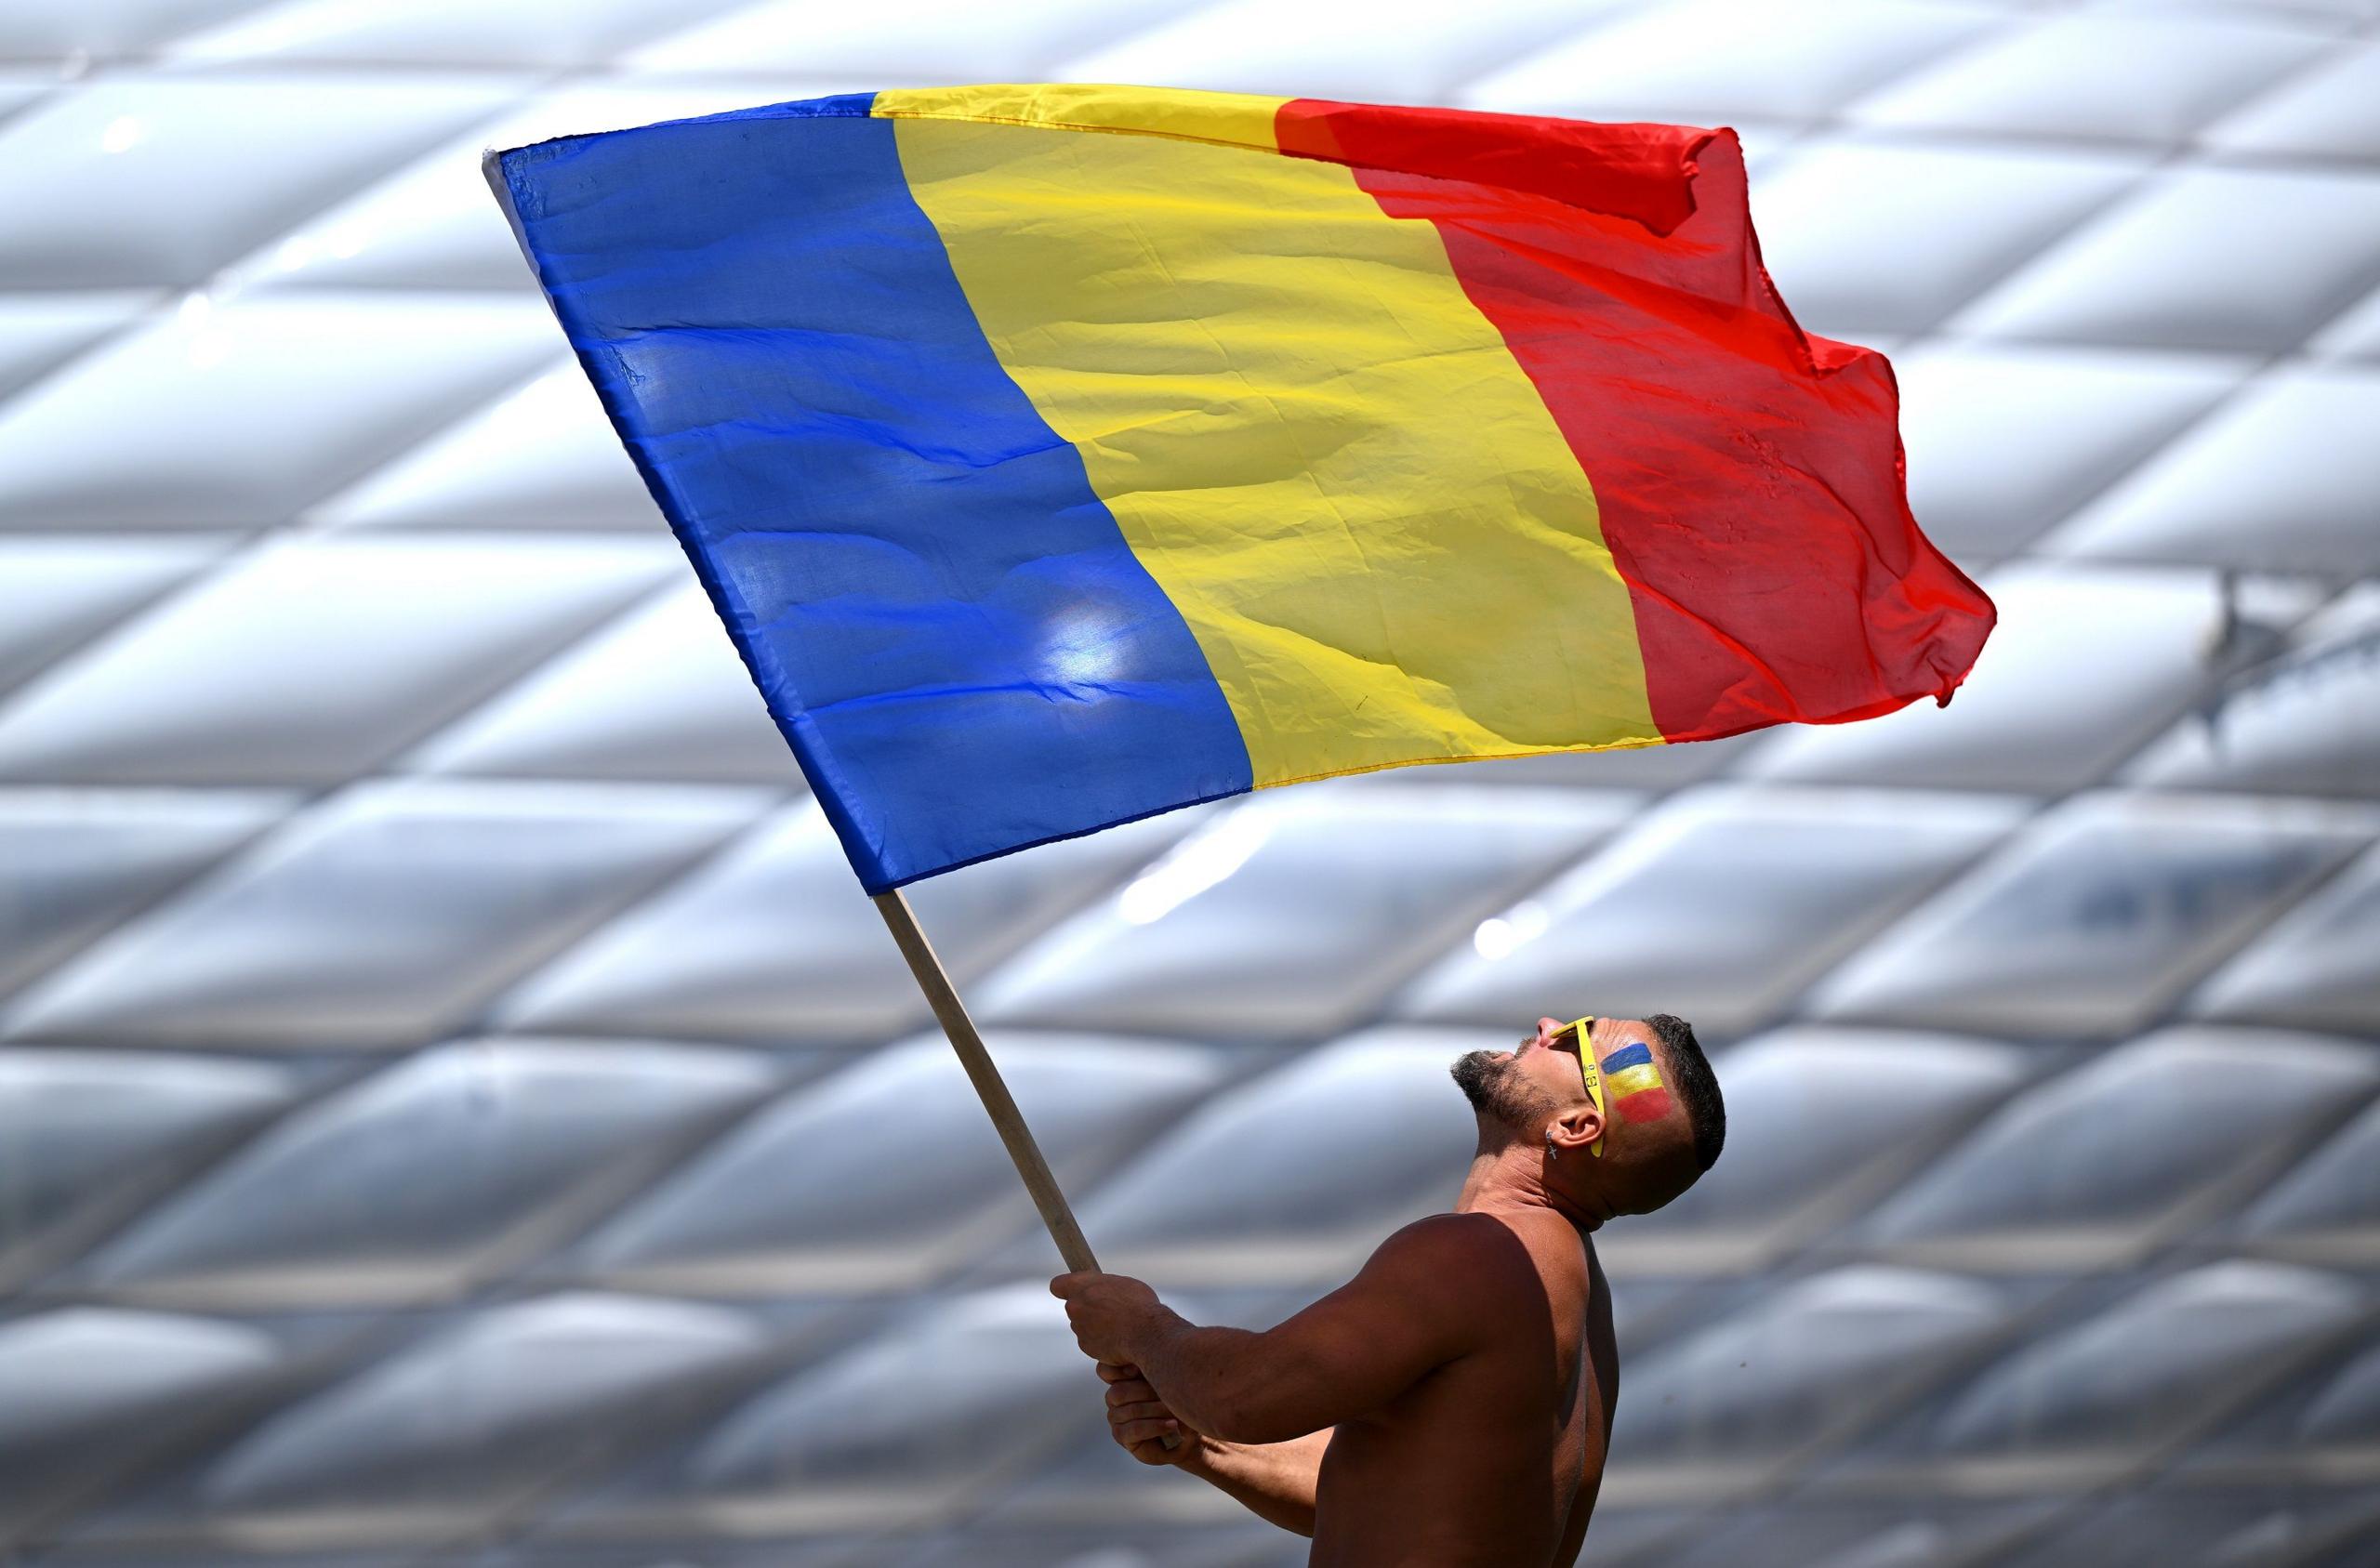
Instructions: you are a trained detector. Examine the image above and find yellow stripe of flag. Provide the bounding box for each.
[873,84,1287,152]
[891,113,1659,789]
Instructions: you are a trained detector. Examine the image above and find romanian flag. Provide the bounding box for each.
[488,85,1993,893]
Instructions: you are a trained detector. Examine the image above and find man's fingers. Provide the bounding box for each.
[1104,1378,1157,1407]
[1113,1417,1182,1450]
[1106,1398,1170,1427]
[1050,1271,1102,1299]
[1094,1361,1141,1384]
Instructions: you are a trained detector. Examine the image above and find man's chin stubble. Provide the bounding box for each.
[1449,1048,1500,1113]
[1449,1049,1549,1127]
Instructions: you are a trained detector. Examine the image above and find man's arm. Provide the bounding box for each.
[1100,1362,1329,1537]
[1056,1213,1509,1444]
[1174,1430,1336,1536]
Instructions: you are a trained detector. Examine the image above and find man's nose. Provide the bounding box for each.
[1536,1017,1563,1039]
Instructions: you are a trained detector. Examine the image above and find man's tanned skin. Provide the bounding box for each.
[1054,1015,1721,1568]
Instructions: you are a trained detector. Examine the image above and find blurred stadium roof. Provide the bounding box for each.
[0,1,2376,1564]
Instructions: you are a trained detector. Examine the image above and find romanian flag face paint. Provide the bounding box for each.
[1598,1041,1674,1126]
[489,85,1995,892]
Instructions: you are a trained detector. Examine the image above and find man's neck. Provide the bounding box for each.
[1454,1128,1604,1232]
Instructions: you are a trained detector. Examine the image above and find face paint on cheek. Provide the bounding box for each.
[1616,1087,1673,1123]
[1598,1041,1671,1127]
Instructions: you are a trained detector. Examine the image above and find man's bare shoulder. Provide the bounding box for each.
[1364,1213,1554,1308]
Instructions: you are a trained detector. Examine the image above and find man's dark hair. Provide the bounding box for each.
[1645,1014,1725,1173]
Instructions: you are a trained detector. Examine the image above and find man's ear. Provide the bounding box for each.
[1547,1100,1605,1155]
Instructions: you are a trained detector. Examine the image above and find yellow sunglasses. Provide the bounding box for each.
[1553,1015,1606,1158]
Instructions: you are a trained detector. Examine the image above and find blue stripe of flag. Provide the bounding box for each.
[493,96,1250,889]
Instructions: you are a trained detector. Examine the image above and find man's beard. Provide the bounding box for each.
[1450,1049,1556,1130]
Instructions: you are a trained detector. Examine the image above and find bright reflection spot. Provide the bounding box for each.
[177,293,213,328]
[1040,607,1131,688]
[99,115,143,153]
[323,223,370,260]
[1117,810,1271,926]
[272,236,318,273]
[1473,901,1549,961]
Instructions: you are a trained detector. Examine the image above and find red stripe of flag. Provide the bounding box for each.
[1275,99,1993,744]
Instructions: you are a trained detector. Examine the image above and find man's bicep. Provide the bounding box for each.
[1235,1219,1486,1435]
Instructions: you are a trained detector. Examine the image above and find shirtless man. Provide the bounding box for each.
[1051,1013,1726,1568]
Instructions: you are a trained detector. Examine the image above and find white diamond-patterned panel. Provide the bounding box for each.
[2,2,2376,1565]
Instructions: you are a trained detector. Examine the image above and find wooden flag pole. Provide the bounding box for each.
[874,889,1181,1450]
[871,889,1099,1274]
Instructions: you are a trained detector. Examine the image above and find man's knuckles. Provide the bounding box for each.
[1111,1417,1180,1451]
[1104,1378,1157,1407]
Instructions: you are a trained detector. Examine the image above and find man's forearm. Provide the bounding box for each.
[1129,1315,1311,1443]
[1176,1429,1331,1537]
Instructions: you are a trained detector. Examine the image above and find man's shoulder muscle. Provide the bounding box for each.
[1362,1213,1549,1321]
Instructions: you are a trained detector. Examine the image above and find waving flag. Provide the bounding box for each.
[488,85,1994,893]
